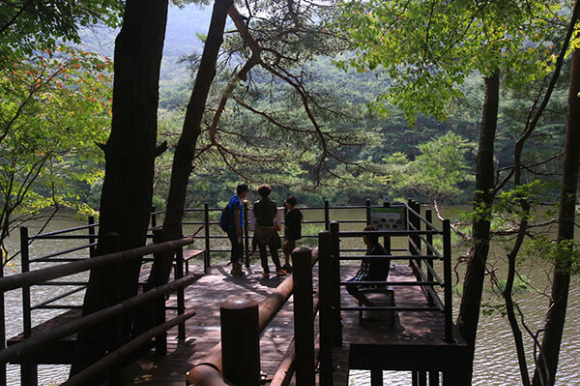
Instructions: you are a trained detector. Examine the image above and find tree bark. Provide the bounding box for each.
[147,0,233,288]
[456,69,500,384]
[532,22,580,386]
[72,0,168,378]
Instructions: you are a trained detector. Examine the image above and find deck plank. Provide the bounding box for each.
[121,263,466,385]
[121,263,299,385]
[8,262,465,384]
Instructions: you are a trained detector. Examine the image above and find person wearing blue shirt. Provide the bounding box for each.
[227,183,249,276]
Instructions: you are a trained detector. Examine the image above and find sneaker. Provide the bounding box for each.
[262,271,270,278]
[230,263,245,277]
[282,264,293,273]
[276,268,287,277]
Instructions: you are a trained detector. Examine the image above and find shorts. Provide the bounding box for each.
[254,224,273,245]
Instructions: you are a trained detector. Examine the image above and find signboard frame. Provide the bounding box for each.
[369,207,406,231]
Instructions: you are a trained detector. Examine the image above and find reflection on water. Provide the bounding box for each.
[347,280,579,385]
[3,214,87,386]
[344,205,580,385]
[2,210,579,385]
[4,283,73,385]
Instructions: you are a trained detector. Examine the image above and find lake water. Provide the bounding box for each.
[1,208,578,385]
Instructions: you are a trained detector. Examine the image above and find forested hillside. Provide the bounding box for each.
[1,2,571,217]
[78,3,570,210]
[0,2,569,219]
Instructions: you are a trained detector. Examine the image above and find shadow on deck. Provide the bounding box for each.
[334,264,468,385]
[120,262,467,385]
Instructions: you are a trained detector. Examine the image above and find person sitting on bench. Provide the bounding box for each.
[346,225,390,313]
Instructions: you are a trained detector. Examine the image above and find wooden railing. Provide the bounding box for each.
[0,237,197,386]
[317,202,453,384]
[2,199,449,385]
[151,199,401,273]
[185,247,319,386]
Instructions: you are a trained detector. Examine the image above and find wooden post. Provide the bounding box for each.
[318,230,333,385]
[383,201,391,254]
[152,229,167,354]
[407,199,414,266]
[371,369,383,385]
[292,247,315,385]
[0,249,6,386]
[221,296,260,385]
[20,227,31,339]
[150,205,157,229]
[413,201,422,265]
[88,216,96,258]
[425,210,435,307]
[418,370,427,386]
[407,199,421,270]
[324,200,330,230]
[204,202,210,274]
[20,226,37,386]
[175,247,186,341]
[329,222,342,346]
[443,219,453,343]
[366,199,371,225]
[429,370,440,385]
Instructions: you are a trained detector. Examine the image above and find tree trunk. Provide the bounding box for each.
[147,0,233,288]
[532,25,580,386]
[456,69,500,384]
[71,0,168,378]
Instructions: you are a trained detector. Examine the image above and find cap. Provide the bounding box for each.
[285,196,297,206]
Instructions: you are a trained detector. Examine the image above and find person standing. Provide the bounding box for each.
[253,184,286,278]
[226,183,249,277]
[282,196,303,273]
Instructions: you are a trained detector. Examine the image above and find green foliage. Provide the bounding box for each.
[489,275,531,294]
[0,0,124,59]
[333,0,563,125]
[0,46,112,250]
[384,132,475,203]
[152,46,568,209]
[524,236,580,275]
[482,302,507,317]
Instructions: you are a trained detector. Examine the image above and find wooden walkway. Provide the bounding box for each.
[120,263,302,385]
[119,262,466,385]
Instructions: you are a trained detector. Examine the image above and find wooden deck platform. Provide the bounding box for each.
[119,262,467,385]
[5,260,465,384]
[120,263,300,385]
[336,265,468,383]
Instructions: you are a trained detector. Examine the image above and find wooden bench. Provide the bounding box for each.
[358,285,395,324]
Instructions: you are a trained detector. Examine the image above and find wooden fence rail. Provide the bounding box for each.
[0,237,195,386]
[186,247,319,386]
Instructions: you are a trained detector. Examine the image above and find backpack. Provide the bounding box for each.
[219,202,232,232]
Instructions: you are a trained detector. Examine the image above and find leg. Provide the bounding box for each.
[228,230,244,276]
[346,281,375,307]
[282,240,295,272]
[252,234,258,253]
[258,242,270,275]
[269,246,284,275]
[227,230,238,264]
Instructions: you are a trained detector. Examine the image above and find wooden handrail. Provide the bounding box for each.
[186,248,319,385]
[270,296,321,386]
[0,274,198,364]
[64,309,197,386]
[0,237,193,292]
